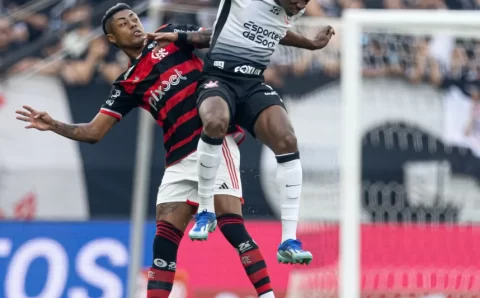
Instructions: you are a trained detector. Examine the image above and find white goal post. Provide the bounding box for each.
[128,5,480,297]
[340,9,480,298]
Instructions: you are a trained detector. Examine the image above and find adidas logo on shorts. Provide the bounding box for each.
[218,183,229,190]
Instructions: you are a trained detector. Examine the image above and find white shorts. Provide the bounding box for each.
[156,136,242,207]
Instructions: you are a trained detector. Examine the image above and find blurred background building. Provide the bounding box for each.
[1,0,480,297]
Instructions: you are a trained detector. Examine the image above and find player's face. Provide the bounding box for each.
[107,10,145,49]
[279,0,309,15]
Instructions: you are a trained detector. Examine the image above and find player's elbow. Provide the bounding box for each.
[85,128,104,144]
[86,137,100,144]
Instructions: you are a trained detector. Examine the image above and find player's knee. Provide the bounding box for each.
[199,96,230,138]
[203,116,229,138]
[271,131,298,155]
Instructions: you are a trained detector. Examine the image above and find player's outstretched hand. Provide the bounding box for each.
[15,105,54,131]
[312,25,335,50]
[146,32,178,48]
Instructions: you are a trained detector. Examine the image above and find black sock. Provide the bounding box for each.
[147,220,183,298]
[218,214,274,296]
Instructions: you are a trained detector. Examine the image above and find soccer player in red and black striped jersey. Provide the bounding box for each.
[15,3,277,298]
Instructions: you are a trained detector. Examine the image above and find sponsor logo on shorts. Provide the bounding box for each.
[264,91,278,96]
[213,61,224,69]
[204,81,219,89]
[218,182,229,190]
[234,65,262,75]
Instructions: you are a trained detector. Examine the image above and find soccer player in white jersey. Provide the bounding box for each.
[155,0,334,265]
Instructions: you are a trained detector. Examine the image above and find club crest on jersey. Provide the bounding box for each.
[204,81,218,89]
[152,47,169,60]
[284,15,292,24]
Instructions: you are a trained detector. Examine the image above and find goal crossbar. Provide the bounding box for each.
[340,9,480,298]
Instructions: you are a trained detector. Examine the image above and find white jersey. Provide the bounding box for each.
[204,0,304,74]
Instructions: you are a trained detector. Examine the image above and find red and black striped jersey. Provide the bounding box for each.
[99,24,245,166]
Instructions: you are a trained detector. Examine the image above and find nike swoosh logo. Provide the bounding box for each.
[200,163,214,168]
[286,184,301,187]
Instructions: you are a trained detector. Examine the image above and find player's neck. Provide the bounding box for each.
[122,45,145,61]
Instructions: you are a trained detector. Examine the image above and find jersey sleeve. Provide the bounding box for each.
[99,84,137,121]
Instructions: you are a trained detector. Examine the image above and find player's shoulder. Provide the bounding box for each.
[155,24,174,33]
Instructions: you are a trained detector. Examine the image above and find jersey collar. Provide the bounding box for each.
[129,40,157,65]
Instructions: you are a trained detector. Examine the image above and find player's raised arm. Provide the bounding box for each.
[280,26,335,50]
[147,28,213,49]
[15,105,117,144]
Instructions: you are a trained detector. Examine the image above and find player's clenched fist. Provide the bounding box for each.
[311,25,335,50]
[15,105,54,131]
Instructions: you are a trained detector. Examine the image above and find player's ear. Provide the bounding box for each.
[106,33,116,44]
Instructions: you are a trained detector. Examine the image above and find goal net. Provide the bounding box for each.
[268,10,480,298]
[140,4,480,298]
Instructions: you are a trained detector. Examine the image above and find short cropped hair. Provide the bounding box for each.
[101,3,132,35]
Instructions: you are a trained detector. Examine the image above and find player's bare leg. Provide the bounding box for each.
[215,195,276,297]
[189,96,230,241]
[254,105,312,265]
[147,203,195,298]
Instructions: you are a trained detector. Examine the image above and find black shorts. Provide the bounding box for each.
[196,72,286,137]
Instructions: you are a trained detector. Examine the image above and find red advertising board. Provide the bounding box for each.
[141,221,480,297]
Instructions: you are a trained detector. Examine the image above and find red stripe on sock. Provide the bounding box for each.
[218,218,244,224]
[155,222,183,245]
[146,289,170,298]
[156,230,181,245]
[148,267,175,282]
[217,219,244,228]
[256,283,273,296]
[248,267,269,284]
[241,248,264,264]
[156,221,182,235]
[156,225,181,240]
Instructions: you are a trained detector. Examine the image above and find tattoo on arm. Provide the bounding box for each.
[52,121,97,143]
[186,29,212,49]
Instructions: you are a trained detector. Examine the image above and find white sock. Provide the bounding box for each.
[276,154,302,243]
[197,136,223,214]
[259,291,275,298]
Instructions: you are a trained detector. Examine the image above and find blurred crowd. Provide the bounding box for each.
[1,0,480,91]
[268,0,480,92]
